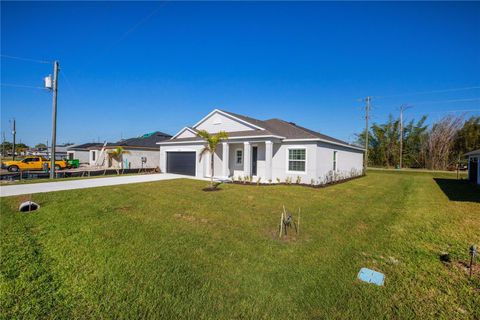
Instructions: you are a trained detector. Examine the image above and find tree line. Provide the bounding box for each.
[356,115,480,170]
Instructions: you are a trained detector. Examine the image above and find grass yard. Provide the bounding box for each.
[1,171,479,319]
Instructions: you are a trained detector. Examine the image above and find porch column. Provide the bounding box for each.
[243,141,251,177]
[265,140,273,181]
[222,142,229,178]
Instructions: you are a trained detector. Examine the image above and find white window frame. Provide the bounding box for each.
[286,147,307,174]
[235,148,243,165]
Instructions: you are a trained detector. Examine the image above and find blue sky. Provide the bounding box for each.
[1,1,479,146]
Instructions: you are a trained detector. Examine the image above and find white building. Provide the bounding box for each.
[465,149,479,185]
[67,143,103,164]
[158,109,364,184]
[88,131,171,169]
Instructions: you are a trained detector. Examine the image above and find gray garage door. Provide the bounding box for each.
[166,152,196,176]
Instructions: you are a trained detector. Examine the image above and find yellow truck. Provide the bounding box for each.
[1,157,68,172]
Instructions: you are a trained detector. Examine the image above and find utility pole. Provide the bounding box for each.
[50,61,59,179]
[364,97,371,173]
[11,119,16,160]
[399,105,412,170]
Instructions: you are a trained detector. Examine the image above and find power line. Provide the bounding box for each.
[375,98,480,110]
[0,83,46,90]
[0,54,52,64]
[410,98,480,106]
[407,108,480,116]
[373,86,480,99]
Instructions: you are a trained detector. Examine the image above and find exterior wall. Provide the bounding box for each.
[159,140,364,183]
[122,149,159,169]
[176,129,197,139]
[89,149,105,166]
[67,150,90,163]
[316,142,364,182]
[159,144,207,176]
[195,112,256,133]
[228,143,244,177]
[270,142,319,184]
[89,149,159,169]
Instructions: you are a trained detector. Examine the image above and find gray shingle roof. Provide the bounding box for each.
[89,131,172,150]
[165,110,362,150]
[221,110,355,146]
[67,143,104,150]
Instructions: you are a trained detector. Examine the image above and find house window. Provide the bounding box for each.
[235,149,243,165]
[333,151,337,171]
[288,148,306,172]
[92,151,96,161]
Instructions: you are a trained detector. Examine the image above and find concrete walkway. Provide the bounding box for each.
[0,174,203,197]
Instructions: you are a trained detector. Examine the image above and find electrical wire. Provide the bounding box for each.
[0,54,52,64]
[0,83,46,90]
[373,86,480,99]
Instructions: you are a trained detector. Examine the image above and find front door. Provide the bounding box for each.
[252,146,258,176]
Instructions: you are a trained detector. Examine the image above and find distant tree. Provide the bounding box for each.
[357,115,428,168]
[402,116,428,168]
[452,116,480,157]
[422,115,463,170]
[35,143,47,149]
[197,130,229,189]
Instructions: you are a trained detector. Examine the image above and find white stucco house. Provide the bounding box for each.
[158,109,364,184]
[67,143,103,164]
[88,131,171,169]
[465,149,479,185]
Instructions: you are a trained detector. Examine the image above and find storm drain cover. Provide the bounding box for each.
[357,268,385,286]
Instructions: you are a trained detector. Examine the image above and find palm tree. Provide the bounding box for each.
[197,130,229,188]
[107,147,130,174]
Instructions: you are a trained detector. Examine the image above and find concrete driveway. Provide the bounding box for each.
[0,173,204,197]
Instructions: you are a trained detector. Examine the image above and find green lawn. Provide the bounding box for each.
[1,171,479,319]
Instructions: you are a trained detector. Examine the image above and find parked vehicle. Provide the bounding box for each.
[1,157,68,172]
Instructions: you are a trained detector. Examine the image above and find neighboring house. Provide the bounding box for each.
[157,109,364,184]
[89,131,172,169]
[25,147,48,156]
[465,149,480,185]
[67,143,103,164]
[47,144,70,159]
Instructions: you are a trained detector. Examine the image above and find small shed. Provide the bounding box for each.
[465,149,480,185]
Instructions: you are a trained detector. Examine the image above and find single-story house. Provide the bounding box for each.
[89,131,171,169]
[465,149,479,185]
[47,144,70,160]
[67,143,103,164]
[158,109,364,184]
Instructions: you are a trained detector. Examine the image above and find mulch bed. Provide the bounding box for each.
[230,174,365,189]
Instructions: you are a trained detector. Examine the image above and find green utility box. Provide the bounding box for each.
[67,159,80,168]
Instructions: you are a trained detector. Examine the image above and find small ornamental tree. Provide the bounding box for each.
[107,147,130,174]
[197,130,229,189]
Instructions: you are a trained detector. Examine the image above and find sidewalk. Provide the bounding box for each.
[0,173,201,197]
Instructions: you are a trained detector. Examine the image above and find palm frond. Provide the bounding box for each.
[197,130,211,140]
